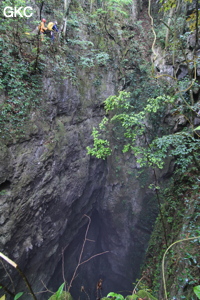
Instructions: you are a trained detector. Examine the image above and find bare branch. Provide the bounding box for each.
[67,215,109,291]
[79,251,109,266]
[0,259,16,294]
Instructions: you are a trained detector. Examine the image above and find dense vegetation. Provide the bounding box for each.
[87,0,200,299]
[0,0,200,299]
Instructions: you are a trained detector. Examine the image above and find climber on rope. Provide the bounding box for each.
[46,20,58,42]
[38,18,47,40]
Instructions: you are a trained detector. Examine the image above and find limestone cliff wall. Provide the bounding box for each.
[0,63,157,298]
[0,68,111,293]
[0,2,159,299]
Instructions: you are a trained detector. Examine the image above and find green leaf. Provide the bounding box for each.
[194,125,200,131]
[125,295,138,300]
[137,290,158,300]
[14,293,23,300]
[194,285,200,299]
[56,283,65,300]
[107,292,125,300]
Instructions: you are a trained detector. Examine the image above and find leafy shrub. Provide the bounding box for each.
[48,291,73,300]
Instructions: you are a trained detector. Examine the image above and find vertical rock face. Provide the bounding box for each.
[0,69,112,294]
[0,3,160,300]
[0,65,158,299]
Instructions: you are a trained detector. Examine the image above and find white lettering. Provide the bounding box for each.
[24,7,33,18]
[3,6,34,18]
[14,7,23,17]
[3,6,13,18]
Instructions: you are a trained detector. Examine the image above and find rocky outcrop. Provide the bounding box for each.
[0,2,161,300]
[0,60,159,299]
[0,67,109,293]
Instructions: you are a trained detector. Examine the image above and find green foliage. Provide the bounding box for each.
[152,132,200,173]
[48,291,73,300]
[14,292,23,300]
[159,0,192,12]
[0,49,42,141]
[194,286,200,299]
[104,91,132,112]
[78,51,109,68]
[55,283,65,300]
[106,289,157,300]
[0,0,44,143]
[87,127,111,159]
[95,52,110,66]
[48,284,73,300]
[125,296,137,300]
[87,89,200,174]
[134,290,157,300]
[0,0,32,40]
[194,125,200,131]
[187,11,200,31]
[94,0,132,18]
[143,171,200,299]
[159,0,199,38]
[162,236,200,300]
[107,292,125,299]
